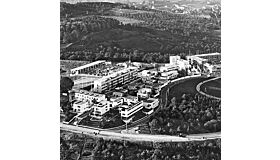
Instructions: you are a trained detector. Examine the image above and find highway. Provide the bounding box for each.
[61,76,221,142]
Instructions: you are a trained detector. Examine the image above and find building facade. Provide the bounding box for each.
[120,101,143,123]
[92,66,139,93]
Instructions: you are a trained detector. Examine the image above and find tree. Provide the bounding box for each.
[60,77,74,93]
[171,97,176,105]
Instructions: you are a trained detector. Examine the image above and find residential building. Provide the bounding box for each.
[137,88,152,99]
[120,101,143,123]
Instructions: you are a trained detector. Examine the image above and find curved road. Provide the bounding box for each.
[61,76,221,142]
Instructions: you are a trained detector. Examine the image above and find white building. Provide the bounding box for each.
[72,101,92,113]
[160,70,178,80]
[177,59,191,70]
[70,60,106,76]
[137,88,152,99]
[74,89,106,103]
[170,56,181,65]
[159,64,179,72]
[143,98,159,109]
[92,66,139,93]
[120,101,143,123]
[90,100,110,119]
[109,97,124,108]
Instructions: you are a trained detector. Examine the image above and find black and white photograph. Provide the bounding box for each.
[60,0,221,159]
[2,0,280,160]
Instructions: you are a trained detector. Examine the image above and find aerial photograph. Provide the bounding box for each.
[60,0,221,159]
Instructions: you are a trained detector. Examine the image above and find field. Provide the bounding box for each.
[168,77,211,102]
[200,78,221,98]
[102,16,144,24]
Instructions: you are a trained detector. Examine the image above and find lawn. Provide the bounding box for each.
[168,77,210,102]
[200,78,221,98]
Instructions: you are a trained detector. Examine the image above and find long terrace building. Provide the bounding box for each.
[92,66,139,93]
[70,60,106,76]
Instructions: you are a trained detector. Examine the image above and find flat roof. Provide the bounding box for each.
[71,60,106,71]
[144,98,158,103]
[74,101,87,105]
[125,96,137,100]
[76,90,104,97]
[96,66,138,82]
[195,52,221,57]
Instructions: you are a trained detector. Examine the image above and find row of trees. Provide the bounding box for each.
[60,43,219,63]
[120,10,220,36]
[147,93,221,135]
[60,133,221,160]
[60,2,127,18]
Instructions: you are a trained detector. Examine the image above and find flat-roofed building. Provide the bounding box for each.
[159,64,179,72]
[92,66,139,93]
[109,97,124,108]
[137,88,152,99]
[120,101,143,123]
[142,98,159,115]
[72,101,92,113]
[90,100,110,119]
[195,52,221,64]
[170,56,181,65]
[160,70,178,80]
[123,96,138,104]
[73,89,106,103]
[70,60,106,76]
[143,98,159,109]
[112,91,125,97]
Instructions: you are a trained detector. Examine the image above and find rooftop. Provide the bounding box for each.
[74,89,105,97]
[143,98,157,103]
[74,100,88,105]
[71,60,106,71]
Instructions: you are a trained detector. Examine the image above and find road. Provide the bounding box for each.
[61,123,220,142]
[62,76,221,142]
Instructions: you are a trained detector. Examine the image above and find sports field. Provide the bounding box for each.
[168,77,211,101]
[200,78,221,98]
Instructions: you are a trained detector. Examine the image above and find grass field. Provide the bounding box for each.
[168,77,211,102]
[200,78,221,98]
